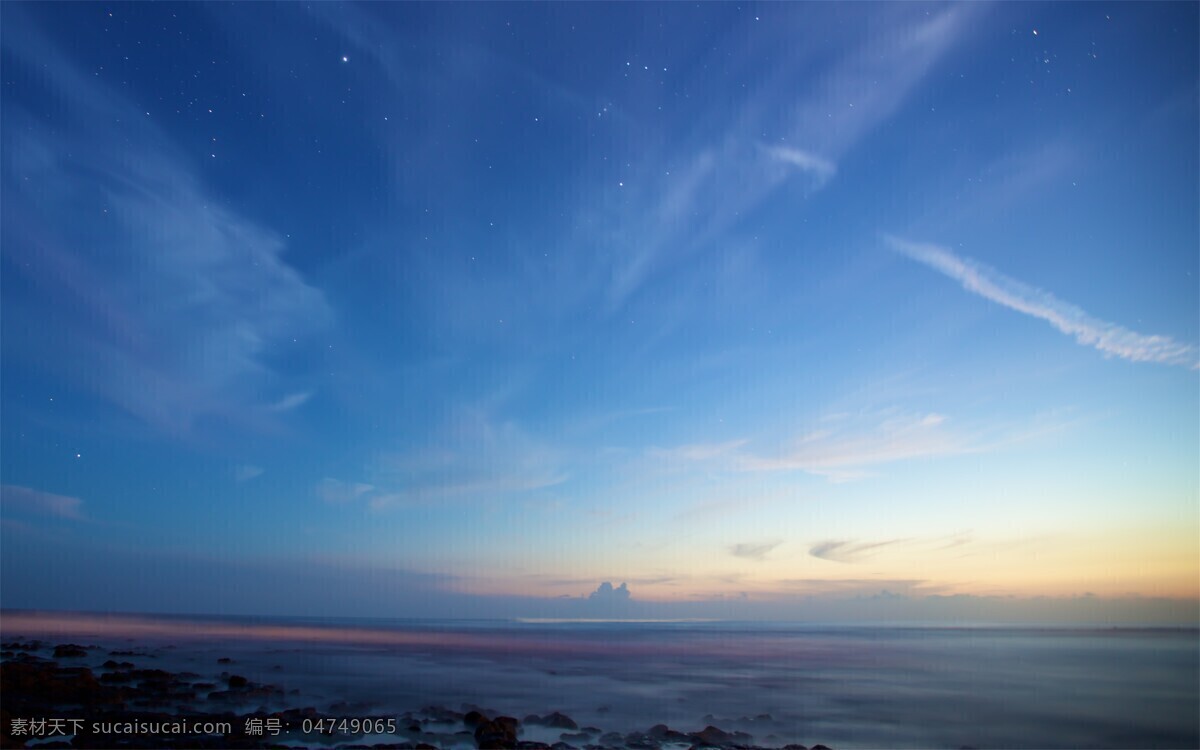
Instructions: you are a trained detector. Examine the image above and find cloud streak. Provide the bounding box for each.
[764,145,836,184]
[1,485,86,521]
[888,236,1198,368]
[730,540,783,561]
[810,539,903,564]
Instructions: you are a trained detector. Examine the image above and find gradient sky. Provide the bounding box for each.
[2,2,1197,623]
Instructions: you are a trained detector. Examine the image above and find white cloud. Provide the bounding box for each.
[1,485,85,521]
[888,236,1198,368]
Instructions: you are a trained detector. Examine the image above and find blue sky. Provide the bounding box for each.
[2,2,1197,623]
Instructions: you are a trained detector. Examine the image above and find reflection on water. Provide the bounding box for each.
[3,611,1197,749]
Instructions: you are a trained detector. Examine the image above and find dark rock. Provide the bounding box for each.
[781,745,808,750]
[131,668,174,684]
[551,743,577,750]
[227,674,248,688]
[475,716,519,749]
[517,743,552,750]
[599,732,625,745]
[688,726,738,747]
[538,712,578,730]
[102,659,135,669]
[464,710,490,727]
[811,746,833,750]
[217,657,233,664]
[53,643,89,658]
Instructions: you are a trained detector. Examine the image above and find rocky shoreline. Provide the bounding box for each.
[1,641,834,750]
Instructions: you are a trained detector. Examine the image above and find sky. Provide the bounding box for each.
[1,2,1197,624]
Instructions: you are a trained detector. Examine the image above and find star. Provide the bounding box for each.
[341,55,349,63]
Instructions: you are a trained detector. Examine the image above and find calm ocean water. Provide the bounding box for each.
[3,612,1197,749]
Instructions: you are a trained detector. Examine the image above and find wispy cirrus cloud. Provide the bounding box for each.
[1,11,330,434]
[317,408,569,511]
[599,4,984,309]
[1,485,86,521]
[655,410,969,482]
[888,236,1198,369]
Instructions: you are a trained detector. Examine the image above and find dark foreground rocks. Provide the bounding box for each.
[1,645,834,750]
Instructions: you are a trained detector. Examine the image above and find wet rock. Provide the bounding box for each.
[53,643,89,658]
[227,674,248,688]
[517,743,552,750]
[781,745,808,750]
[599,732,625,745]
[537,712,579,730]
[811,745,832,750]
[218,657,233,664]
[475,716,519,749]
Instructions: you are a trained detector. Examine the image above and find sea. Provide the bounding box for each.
[2,611,1197,749]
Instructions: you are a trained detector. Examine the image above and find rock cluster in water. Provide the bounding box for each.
[0,641,834,750]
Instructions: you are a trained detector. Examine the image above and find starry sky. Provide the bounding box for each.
[2,2,1197,623]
